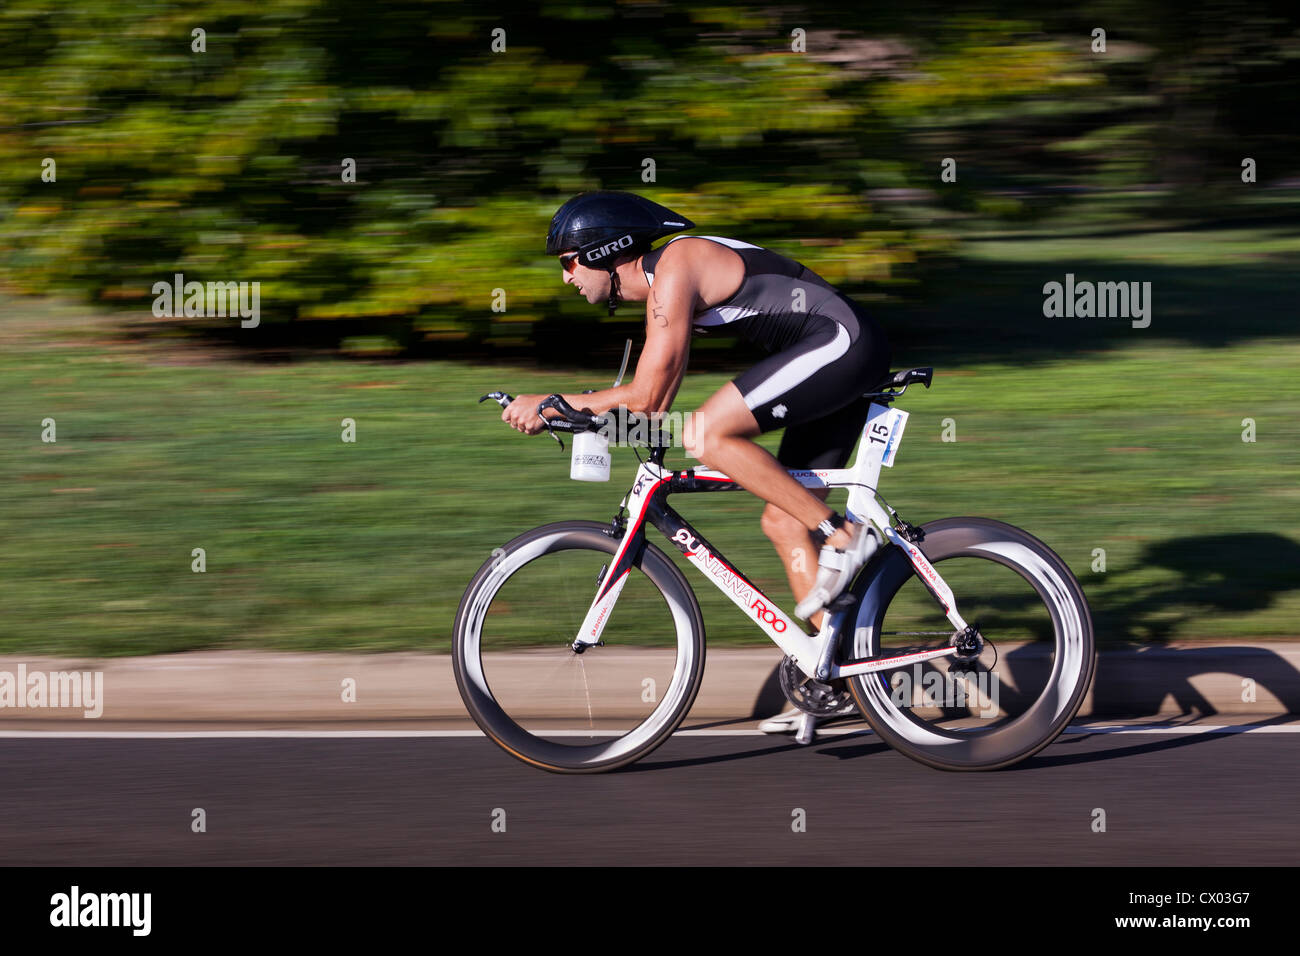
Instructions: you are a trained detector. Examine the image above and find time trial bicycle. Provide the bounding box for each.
[452,366,1095,773]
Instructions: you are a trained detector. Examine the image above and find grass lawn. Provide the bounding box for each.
[2,223,1297,655]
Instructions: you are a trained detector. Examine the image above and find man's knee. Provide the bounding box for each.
[682,414,722,463]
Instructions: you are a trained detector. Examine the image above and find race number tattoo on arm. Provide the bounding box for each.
[651,288,669,328]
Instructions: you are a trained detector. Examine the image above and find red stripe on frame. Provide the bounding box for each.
[596,476,667,599]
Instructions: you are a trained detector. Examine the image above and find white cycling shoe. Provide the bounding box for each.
[794,516,875,621]
[759,704,859,745]
[757,708,807,734]
[758,704,857,734]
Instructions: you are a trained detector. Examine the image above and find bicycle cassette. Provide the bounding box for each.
[778,655,854,717]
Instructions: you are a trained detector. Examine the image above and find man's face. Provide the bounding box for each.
[559,251,609,305]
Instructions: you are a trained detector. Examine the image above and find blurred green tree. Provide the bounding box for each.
[0,1,1295,350]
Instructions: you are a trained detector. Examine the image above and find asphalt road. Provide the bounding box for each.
[1,722,1297,865]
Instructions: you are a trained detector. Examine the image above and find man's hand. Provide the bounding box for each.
[501,393,551,434]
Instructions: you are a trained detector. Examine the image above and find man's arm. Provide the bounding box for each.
[504,247,697,430]
[499,243,712,434]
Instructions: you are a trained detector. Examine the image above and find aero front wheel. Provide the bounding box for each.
[845,517,1095,771]
[452,521,706,773]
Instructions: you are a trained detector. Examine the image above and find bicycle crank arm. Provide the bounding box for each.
[882,525,970,633]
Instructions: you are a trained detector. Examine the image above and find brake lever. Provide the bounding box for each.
[537,394,569,450]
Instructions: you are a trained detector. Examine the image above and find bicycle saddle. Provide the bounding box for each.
[871,367,933,392]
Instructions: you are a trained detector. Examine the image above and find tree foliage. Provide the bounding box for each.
[0,1,1295,349]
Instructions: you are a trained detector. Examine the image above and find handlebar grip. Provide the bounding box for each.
[537,394,606,432]
[479,391,606,436]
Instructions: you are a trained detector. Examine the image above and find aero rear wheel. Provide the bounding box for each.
[845,518,1095,770]
[452,521,706,773]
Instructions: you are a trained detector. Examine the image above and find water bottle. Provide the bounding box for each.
[570,428,611,482]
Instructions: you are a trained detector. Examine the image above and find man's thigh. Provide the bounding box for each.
[687,380,761,443]
[776,394,873,470]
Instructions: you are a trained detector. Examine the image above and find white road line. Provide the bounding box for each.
[0,724,1295,739]
[1063,724,1300,734]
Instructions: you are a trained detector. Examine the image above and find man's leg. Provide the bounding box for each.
[761,391,876,629]
[683,382,856,554]
[761,490,831,631]
[758,490,860,737]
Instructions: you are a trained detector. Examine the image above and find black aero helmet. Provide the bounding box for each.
[546,190,694,270]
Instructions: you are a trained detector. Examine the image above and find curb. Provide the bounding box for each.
[1,642,1298,723]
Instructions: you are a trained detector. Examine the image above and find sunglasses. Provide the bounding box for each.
[560,252,580,274]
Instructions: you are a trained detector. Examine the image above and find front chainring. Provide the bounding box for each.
[778,655,854,717]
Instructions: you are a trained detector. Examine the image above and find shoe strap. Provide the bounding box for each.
[811,512,846,548]
[817,546,849,571]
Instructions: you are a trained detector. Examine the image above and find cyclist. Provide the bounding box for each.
[502,190,891,725]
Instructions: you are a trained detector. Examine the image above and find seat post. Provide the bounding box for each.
[844,401,894,525]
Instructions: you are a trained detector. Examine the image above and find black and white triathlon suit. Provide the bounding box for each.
[641,235,891,470]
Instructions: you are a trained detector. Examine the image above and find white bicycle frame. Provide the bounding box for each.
[572,401,971,681]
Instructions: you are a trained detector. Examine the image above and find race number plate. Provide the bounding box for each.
[879,407,908,467]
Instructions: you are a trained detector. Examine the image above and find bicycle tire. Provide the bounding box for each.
[452,520,706,773]
[844,517,1095,770]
